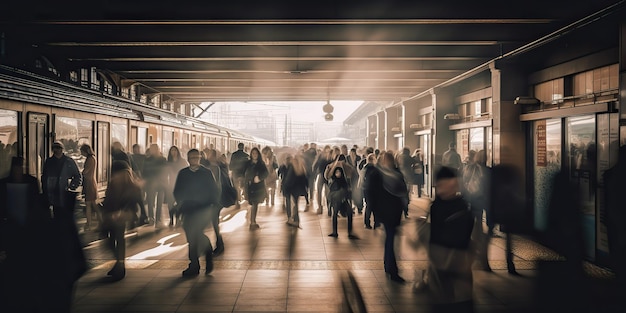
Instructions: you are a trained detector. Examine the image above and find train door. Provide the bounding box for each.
[97,122,110,186]
[27,113,48,185]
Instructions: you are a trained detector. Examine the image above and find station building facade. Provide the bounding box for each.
[347,9,625,266]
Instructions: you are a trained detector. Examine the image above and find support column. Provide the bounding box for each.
[376,111,385,150]
[491,62,526,168]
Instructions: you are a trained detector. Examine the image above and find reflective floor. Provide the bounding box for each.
[72,196,621,313]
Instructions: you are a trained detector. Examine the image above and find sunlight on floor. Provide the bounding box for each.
[127,233,187,260]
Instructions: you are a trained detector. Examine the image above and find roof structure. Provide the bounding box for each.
[1,1,624,105]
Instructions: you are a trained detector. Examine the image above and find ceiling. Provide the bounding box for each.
[1,1,624,105]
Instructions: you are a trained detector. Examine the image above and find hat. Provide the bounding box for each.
[52,141,64,149]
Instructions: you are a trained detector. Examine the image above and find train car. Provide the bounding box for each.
[0,65,257,194]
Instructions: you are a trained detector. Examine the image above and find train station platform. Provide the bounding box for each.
[71,197,623,313]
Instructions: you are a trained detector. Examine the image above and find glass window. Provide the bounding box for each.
[111,123,128,151]
[55,116,93,171]
[162,130,173,155]
[469,127,484,155]
[0,109,19,178]
[533,119,561,231]
[456,129,469,164]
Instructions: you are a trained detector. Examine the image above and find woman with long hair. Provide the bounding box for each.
[101,161,143,280]
[327,166,356,238]
[166,146,188,228]
[243,147,268,229]
[80,144,99,231]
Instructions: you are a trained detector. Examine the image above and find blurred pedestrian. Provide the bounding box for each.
[462,150,492,271]
[204,148,229,256]
[441,142,462,173]
[244,147,268,229]
[101,161,143,280]
[143,143,167,227]
[174,149,220,276]
[42,141,82,220]
[166,145,188,228]
[313,145,333,214]
[360,152,378,229]
[490,164,525,275]
[229,143,249,209]
[397,147,415,217]
[283,154,308,228]
[604,145,626,299]
[428,166,475,313]
[262,146,279,206]
[327,166,356,238]
[412,148,426,198]
[80,144,99,231]
[366,151,408,283]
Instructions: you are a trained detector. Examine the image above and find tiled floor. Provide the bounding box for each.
[71,196,622,313]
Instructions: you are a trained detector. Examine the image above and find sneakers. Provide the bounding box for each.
[249,223,260,230]
[328,233,338,237]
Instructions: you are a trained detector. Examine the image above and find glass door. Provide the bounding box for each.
[566,115,596,260]
[27,113,48,188]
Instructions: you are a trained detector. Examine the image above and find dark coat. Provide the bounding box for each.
[365,166,407,227]
[173,166,220,213]
[283,164,308,197]
[429,195,473,249]
[244,159,269,205]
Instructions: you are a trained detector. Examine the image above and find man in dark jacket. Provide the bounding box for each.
[174,149,220,277]
[42,141,82,220]
[229,143,249,209]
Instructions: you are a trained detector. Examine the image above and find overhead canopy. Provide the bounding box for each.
[1,1,623,103]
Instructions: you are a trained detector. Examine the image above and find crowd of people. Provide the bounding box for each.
[4,138,626,312]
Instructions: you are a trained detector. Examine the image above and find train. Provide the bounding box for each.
[0,65,259,192]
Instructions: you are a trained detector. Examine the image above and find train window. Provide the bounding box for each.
[97,122,110,184]
[0,109,19,178]
[111,123,128,151]
[162,130,173,155]
[55,116,92,171]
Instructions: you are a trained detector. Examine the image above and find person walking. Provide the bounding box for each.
[397,147,415,217]
[243,147,268,230]
[441,142,462,173]
[360,152,378,229]
[229,143,249,209]
[412,149,426,198]
[283,154,308,228]
[204,148,229,256]
[42,141,82,220]
[262,146,279,206]
[326,166,357,238]
[101,161,143,280]
[428,166,475,312]
[166,146,188,228]
[174,149,220,277]
[80,144,99,231]
[366,151,408,282]
[143,144,167,227]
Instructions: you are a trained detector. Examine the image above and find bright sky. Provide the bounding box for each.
[205,101,364,123]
